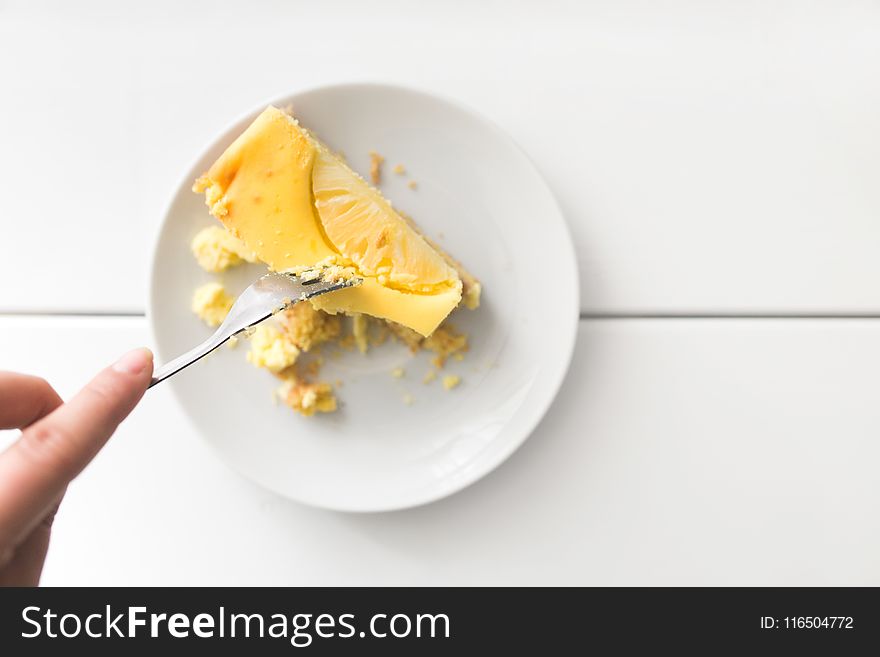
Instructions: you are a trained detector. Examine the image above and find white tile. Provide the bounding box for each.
[2,1,879,313]
[0,316,877,585]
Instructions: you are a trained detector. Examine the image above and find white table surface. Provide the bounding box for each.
[2,0,880,586]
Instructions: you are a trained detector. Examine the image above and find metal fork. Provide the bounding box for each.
[149,271,361,388]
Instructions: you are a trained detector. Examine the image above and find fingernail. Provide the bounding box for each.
[112,348,153,375]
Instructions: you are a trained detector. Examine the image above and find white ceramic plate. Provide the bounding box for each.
[149,83,578,512]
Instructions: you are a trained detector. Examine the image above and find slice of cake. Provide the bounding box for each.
[190,106,480,416]
[193,106,464,337]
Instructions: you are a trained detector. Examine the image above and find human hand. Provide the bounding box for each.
[0,348,153,586]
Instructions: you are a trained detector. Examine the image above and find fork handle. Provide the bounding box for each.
[148,329,230,388]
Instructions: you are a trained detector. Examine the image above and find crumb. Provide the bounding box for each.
[369,151,385,185]
[271,296,292,316]
[461,280,482,311]
[385,321,469,367]
[402,393,414,406]
[279,302,341,351]
[437,232,445,239]
[391,367,405,379]
[192,177,230,218]
[407,180,417,190]
[192,282,234,327]
[423,324,469,367]
[227,335,239,349]
[352,314,370,354]
[453,353,464,362]
[392,164,406,175]
[423,369,437,384]
[301,388,317,409]
[246,324,300,373]
[284,256,358,285]
[278,378,337,417]
[191,225,258,273]
[442,375,461,390]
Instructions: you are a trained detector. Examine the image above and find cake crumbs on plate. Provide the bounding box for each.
[386,322,469,367]
[187,133,485,420]
[191,225,258,273]
[442,375,461,390]
[369,151,385,185]
[423,324,469,367]
[278,378,337,417]
[246,324,300,373]
[279,302,342,352]
[192,282,234,327]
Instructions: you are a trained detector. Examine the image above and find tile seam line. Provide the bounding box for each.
[579,313,880,320]
[0,311,146,317]
[4,311,880,320]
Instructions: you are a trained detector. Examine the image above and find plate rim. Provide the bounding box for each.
[147,81,580,512]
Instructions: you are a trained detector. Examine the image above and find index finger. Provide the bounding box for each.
[0,348,153,551]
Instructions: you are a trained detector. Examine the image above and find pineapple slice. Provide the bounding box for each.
[311,147,458,291]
